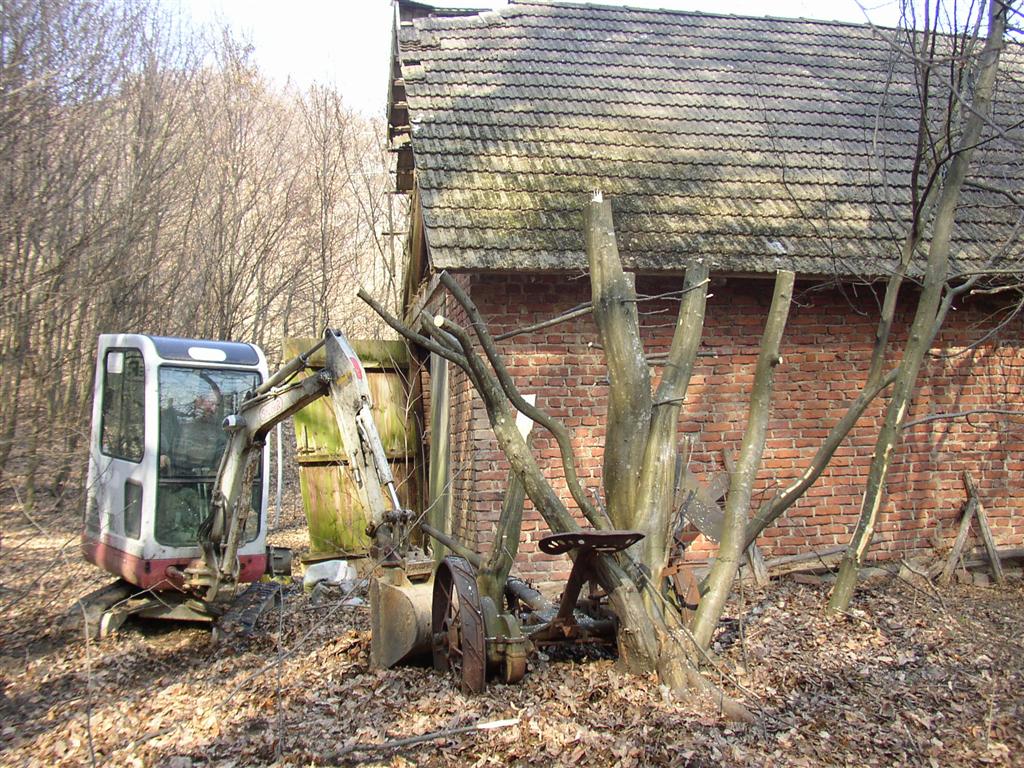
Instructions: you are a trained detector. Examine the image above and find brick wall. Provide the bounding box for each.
[426,272,1024,587]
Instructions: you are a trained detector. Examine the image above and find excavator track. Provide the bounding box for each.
[214,581,291,639]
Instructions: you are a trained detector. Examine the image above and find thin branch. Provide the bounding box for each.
[971,283,1024,296]
[438,272,609,529]
[78,603,98,768]
[964,178,1024,209]
[743,367,899,549]
[493,281,711,342]
[635,281,711,303]
[932,293,1024,358]
[494,303,592,341]
[427,310,581,536]
[421,523,483,568]
[357,288,467,371]
[333,718,520,760]
[275,588,285,762]
[902,408,1024,429]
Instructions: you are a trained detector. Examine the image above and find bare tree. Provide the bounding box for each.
[0,0,194,483]
[0,0,407,495]
[362,200,760,718]
[290,86,399,340]
[827,0,1018,611]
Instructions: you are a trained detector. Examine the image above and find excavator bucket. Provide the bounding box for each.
[369,567,434,668]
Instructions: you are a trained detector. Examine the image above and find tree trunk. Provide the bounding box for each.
[633,262,709,589]
[422,310,669,678]
[477,467,527,605]
[586,193,652,528]
[829,0,1007,613]
[361,283,751,719]
[690,271,794,650]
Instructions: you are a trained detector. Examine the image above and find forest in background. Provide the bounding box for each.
[0,0,407,497]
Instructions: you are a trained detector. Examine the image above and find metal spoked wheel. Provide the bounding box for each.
[432,556,487,693]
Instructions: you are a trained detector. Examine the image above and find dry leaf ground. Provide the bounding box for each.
[1,482,1022,768]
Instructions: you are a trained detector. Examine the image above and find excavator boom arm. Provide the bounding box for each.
[192,329,406,602]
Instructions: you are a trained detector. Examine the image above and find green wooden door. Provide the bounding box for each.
[284,337,421,556]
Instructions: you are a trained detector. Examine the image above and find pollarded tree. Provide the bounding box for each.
[362,195,792,718]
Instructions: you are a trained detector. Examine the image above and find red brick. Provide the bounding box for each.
[429,275,1024,582]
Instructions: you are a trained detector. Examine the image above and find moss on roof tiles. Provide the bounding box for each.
[395,0,1023,277]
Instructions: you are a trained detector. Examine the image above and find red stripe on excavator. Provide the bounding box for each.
[81,537,265,591]
[349,356,363,380]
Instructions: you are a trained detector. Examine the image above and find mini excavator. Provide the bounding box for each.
[79,330,431,654]
[79,330,640,691]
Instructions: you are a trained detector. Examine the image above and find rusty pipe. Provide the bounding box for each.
[420,523,483,569]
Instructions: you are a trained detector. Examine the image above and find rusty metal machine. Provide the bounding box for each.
[425,529,643,693]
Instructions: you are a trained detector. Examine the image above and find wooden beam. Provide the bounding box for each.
[939,496,977,585]
[959,547,1024,569]
[963,471,1005,584]
[762,545,846,575]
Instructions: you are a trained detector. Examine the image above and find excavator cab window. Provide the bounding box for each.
[100,349,145,463]
[155,366,262,547]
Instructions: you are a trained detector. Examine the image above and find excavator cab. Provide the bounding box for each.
[82,334,270,593]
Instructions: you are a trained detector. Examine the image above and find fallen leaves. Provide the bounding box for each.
[3,487,1024,766]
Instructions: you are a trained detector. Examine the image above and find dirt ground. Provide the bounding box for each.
[1,481,1022,768]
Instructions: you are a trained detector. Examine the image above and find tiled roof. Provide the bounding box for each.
[390,0,1023,277]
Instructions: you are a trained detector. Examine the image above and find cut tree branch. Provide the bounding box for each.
[634,262,710,581]
[585,191,652,527]
[691,270,795,651]
[438,271,610,530]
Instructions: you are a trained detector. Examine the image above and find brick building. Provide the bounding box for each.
[387,0,1024,585]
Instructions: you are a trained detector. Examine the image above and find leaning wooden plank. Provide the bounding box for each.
[746,542,769,587]
[940,495,977,586]
[975,507,1005,584]
[763,545,846,571]
[734,544,846,583]
[963,472,1005,584]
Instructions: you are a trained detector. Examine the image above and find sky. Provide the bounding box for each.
[180,0,905,117]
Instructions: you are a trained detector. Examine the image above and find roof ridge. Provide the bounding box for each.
[507,0,900,33]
